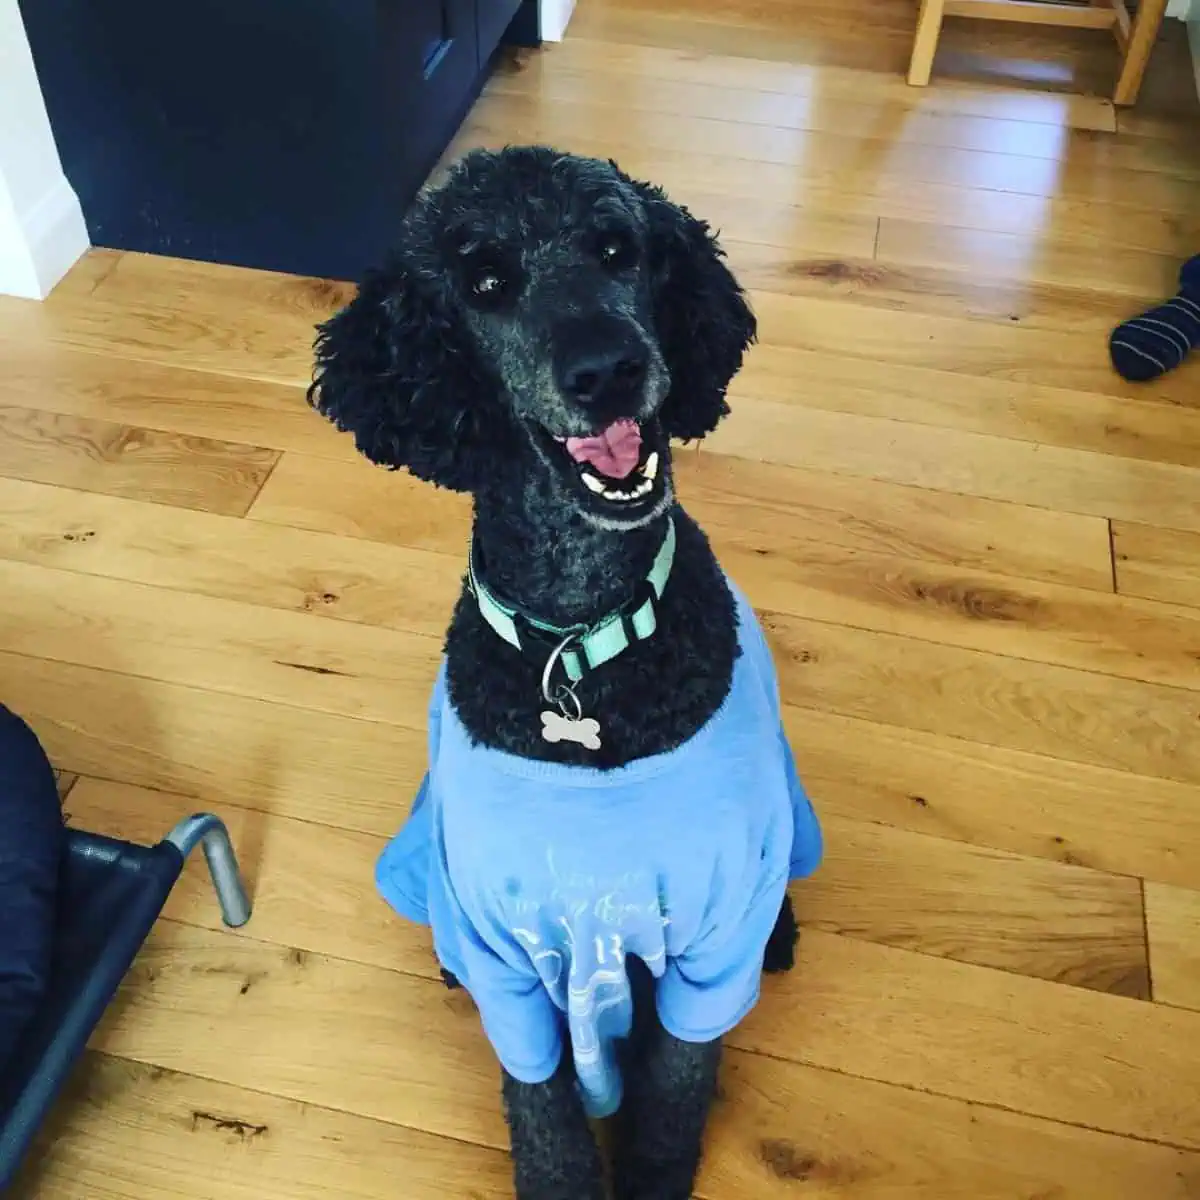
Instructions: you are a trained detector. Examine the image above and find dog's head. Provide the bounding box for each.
[309,146,755,530]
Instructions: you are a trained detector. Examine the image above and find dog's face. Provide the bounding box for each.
[438,155,672,527]
[309,147,756,531]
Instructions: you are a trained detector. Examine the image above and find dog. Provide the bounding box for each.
[309,146,823,1200]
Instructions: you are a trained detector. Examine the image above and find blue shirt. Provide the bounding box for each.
[376,586,822,1118]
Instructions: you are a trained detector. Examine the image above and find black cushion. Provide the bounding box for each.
[0,707,62,1075]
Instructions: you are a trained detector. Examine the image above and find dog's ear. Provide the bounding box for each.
[624,173,757,441]
[308,257,509,492]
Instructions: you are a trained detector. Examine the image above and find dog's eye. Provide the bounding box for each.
[471,270,505,297]
[596,232,637,270]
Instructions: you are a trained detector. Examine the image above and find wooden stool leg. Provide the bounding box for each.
[1113,0,1169,106]
[907,0,948,86]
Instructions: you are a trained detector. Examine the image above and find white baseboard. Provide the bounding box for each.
[0,175,88,300]
[539,0,577,41]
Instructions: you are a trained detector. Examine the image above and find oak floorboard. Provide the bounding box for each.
[9,1054,513,1200]
[726,240,1152,337]
[0,404,278,516]
[732,929,1200,1150]
[806,815,1148,997]
[492,54,1136,156]
[0,557,439,727]
[766,609,1200,785]
[0,337,356,461]
[465,89,1196,212]
[0,649,426,835]
[1113,521,1200,607]
[0,476,463,640]
[724,342,1200,470]
[516,34,1120,131]
[706,404,1200,529]
[784,704,1200,889]
[875,216,1184,298]
[722,533,1200,692]
[1145,883,1200,1013]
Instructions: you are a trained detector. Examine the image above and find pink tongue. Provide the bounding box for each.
[564,419,643,480]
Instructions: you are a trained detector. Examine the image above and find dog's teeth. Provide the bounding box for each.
[634,479,653,498]
[581,472,605,494]
[643,452,659,481]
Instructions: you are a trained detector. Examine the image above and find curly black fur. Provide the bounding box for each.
[309,146,792,1200]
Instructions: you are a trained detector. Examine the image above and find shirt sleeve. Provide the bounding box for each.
[428,874,564,1086]
[656,852,789,1045]
[375,775,434,923]
[737,586,824,881]
[373,668,449,924]
[781,728,823,880]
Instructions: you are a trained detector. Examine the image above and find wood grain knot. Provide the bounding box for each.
[191,1110,268,1140]
[792,259,884,286]
[910,580,1034,623]
[274,659,349,677]
[760,1138,818,1180]
[297,276,355,313]
[303,591,340,611]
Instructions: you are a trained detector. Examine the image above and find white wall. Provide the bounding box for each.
[1172,0,1200,102]
[539,0,577,42]
[0,0,88,299]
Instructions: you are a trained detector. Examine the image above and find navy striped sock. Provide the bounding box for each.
[1110,254,1200,382]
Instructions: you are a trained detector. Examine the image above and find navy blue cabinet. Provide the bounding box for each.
[18,0,532,282]
[477,0,525,67]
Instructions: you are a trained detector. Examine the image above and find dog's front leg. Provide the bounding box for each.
[614,1029,721,1200]
[502,1062,606,1200]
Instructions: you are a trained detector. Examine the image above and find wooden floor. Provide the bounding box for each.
[6,1,1200,1195]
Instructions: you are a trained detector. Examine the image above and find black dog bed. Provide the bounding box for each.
[0,706,63,1075]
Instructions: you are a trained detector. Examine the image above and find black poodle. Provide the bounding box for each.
[309,146,821,1200]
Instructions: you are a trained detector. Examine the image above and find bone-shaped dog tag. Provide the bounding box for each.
[541,710,602,752]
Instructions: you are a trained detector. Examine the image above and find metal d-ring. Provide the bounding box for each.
[541,630,584,719]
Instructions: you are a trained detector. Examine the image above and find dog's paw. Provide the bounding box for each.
[763,894,799,974]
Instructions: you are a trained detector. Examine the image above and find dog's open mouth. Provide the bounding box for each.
[548,419,665,509]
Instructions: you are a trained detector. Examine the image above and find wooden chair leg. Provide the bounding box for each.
[908,0,948,86]
[1113,0,1169,105]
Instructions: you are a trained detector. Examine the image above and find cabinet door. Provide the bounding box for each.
[388,0,478,191]
[405,0,469,73]
[476,0,524,65]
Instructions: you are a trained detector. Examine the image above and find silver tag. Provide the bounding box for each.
[539,631,601,752]
[541,710,602,751]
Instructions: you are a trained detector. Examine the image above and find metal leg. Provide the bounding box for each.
[166,813,253,928]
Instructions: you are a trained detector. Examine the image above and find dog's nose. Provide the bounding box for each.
[557,339,649,404]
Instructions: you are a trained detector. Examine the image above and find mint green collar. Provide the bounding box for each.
[467,517,676,683]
